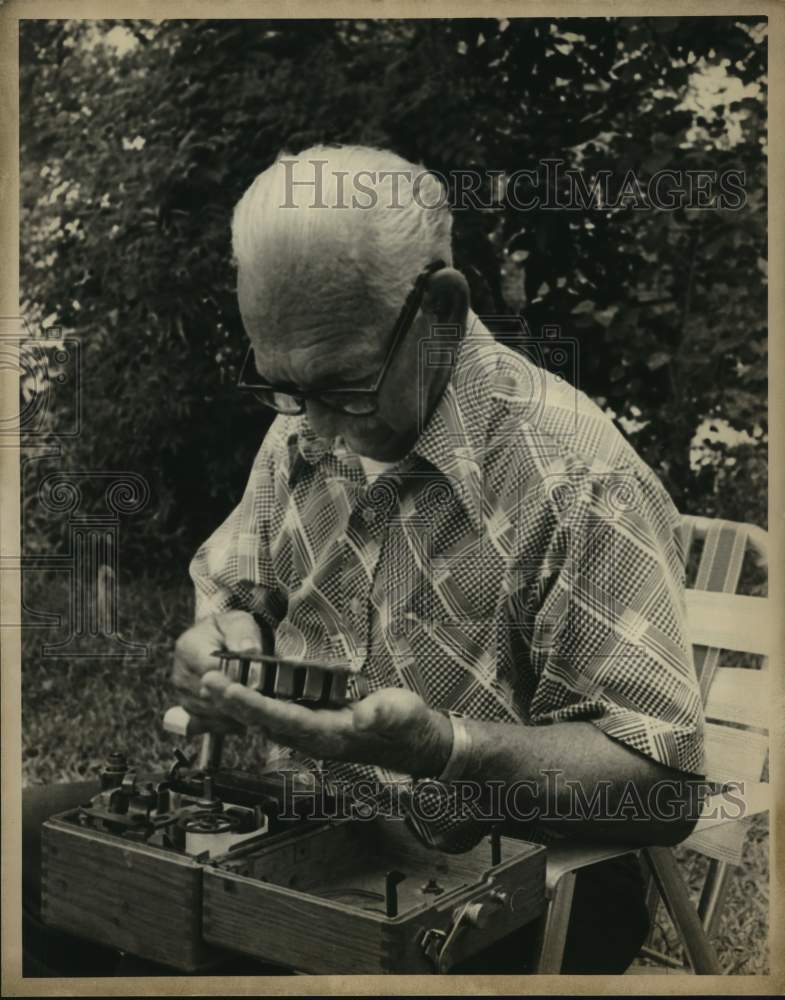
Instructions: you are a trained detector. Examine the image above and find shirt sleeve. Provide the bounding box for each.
[188,418,287,626]
[526,466,705,777]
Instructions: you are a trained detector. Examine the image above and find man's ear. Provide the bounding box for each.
[421,267,470,326]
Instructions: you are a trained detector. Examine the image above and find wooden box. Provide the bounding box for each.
[40,765,322,971]
[42,801,546,974]
[42,810,226,972]
[203,818,546,974]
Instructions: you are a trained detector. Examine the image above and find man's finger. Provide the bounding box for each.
[174,618,223,675]
[163,707,245,738]
[202,670,352,738]
[177,689,246,729]
[215,610,262,655]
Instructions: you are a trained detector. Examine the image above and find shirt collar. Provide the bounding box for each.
[288,311,494,533]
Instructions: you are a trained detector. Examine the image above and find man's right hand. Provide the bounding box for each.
[171,610,263,735]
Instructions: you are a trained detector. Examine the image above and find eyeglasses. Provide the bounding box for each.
[237,259,446,416]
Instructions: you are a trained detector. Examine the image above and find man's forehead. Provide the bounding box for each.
[241,257,384,323]
[236,224,411,385]
[250,300,386,350]
[241,267,392,358]
[247,306,389,386]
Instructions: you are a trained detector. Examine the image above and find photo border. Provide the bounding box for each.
[2,2,782,995]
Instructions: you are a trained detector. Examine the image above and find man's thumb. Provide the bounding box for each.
[216,610,262,655]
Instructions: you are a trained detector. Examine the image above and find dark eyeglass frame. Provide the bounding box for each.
[237,259,447,416]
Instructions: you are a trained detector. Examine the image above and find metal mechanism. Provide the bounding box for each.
[416,828,513,972]
[419,893,509,973]
[44,634,548,978]
[212,649,370,707]
[163,649,372,773]
[44,754,546,975]
[71,750,317,856]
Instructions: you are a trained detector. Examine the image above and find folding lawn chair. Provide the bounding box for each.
[533,514,771,975]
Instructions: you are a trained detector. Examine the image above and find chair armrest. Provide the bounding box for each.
[692,780,769,834]
[544,841,638,894]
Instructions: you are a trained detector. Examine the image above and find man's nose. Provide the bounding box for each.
[305,400,340,440]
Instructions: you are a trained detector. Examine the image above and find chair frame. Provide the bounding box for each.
[533,514,770,975]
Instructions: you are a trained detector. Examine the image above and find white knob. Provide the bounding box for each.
[163,705,192,736]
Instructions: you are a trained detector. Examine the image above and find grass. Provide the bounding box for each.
[21,571,194,785]
[20,570,274,783]
[641,812,769,975]
[20,570,769,975]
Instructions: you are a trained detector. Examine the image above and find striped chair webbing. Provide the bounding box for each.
[687,519,748,705]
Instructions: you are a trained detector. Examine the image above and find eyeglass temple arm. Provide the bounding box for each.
[372,259,447,386]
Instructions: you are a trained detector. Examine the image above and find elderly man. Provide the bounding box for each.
[172,146,704,972]
[23,145,703,977]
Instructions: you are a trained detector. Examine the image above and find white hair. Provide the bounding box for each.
[231,145,453,315]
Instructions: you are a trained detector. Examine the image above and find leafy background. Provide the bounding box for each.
[20,17,767,563]
[19,17,768,974]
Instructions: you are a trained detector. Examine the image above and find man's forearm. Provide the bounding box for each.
[440,716,701,846]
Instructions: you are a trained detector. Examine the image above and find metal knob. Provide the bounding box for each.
[462,901,492,929]
[100,752,128,789]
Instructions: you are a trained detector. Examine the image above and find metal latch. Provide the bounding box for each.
[419,894,506,972]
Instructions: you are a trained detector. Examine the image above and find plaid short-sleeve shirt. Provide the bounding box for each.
[190,315,704,844]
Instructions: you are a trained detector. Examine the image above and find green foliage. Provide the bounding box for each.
[20,17,768,568]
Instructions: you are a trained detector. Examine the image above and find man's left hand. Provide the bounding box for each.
[200,671,452,777]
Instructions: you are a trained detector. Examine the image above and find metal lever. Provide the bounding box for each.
[420,893,506,972]
[198,732,223,770]
[420,905,474,973]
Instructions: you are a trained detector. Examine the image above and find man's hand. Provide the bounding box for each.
[200,671,453,778]
[171,610,263,735]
